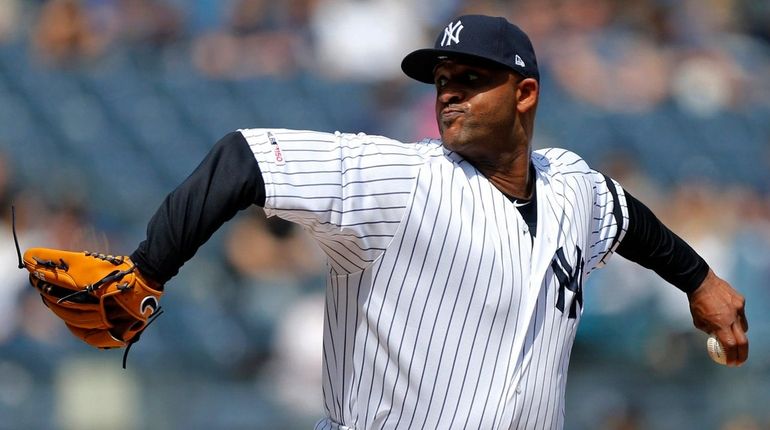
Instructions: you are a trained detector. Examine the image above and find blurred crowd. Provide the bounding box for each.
[11,0,770,110]
[0,0,769,429]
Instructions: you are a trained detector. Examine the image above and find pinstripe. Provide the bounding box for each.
[349,273,364,421]
[425,185,478,428]
[473,191,513,430]
[445,177,495,429]
[353,258,385,429]
[389,166,451,428]
[400,165,461,430]
[304,226,393,240]
[370,169,435,421]
[316,240,366,273]
[271,191,412,201]
[512,298,540,429]
[324,273,343,419]
[268,205,407,216]
[379,168,445,427]
[266,177,416,188]
[542,306,571,427]
[532,282,561,425]
[415,185,470,430]
[528,295,550,428]
[242,129,630,430]
[492,199,526,430]
[362,168,425,428]
[458,186,507,430]
[340,274,351,423]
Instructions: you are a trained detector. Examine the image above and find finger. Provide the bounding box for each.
[714,330,738,366]
[738,307,749,333]
[731,322,749,366]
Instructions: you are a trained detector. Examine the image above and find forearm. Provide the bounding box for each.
[616,192,709,293]
[130,132,265,284]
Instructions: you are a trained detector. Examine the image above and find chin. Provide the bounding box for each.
[440,136,458,151]
[439,128,459,147]
[438,118,468,145]
[440,132,467,152]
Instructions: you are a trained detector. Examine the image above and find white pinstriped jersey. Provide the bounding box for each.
[242,128,629,430]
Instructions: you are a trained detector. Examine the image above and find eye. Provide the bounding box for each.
[436,77,448,88]
[467,72,479,82]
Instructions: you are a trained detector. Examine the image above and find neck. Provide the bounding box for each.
[475,148,533,200]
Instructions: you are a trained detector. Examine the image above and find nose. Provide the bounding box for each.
[437,84,465,105]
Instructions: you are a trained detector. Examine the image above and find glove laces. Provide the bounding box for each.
[122,306,164,369]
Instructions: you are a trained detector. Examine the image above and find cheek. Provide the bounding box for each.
[481,95,516,126]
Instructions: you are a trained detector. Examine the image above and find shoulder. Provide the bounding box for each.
[533,147,593,175]
[237,128,450,168]
[341,133,445,155]
[331,132,453,168]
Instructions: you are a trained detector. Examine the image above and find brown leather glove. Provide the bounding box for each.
[22,248,163,362]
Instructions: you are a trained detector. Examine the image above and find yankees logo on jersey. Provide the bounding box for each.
[551,246,584,319]
[242,128,628,430]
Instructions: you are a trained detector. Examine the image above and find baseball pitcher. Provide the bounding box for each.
[20,15,748,429]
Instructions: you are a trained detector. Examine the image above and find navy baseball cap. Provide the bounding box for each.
[401,15,539,83]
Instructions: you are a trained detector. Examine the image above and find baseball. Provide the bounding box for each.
[707,335,727,365]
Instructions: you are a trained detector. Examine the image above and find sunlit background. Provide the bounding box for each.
[0,0,769,429]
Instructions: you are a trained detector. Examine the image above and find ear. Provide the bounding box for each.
[516,78,539,114]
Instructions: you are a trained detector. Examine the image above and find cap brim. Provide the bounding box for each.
[401,48,512,84]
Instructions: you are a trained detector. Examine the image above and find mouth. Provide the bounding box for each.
[440,106,466,125]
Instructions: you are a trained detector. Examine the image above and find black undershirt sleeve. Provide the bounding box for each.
[130,131,266,285]
[615,191,709,293]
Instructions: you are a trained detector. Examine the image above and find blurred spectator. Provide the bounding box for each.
[192,0,313,78]
[311,0,426,81]
[224,209,326,337]
[225,208,325,281]
[720,414,763,430]
[670,51,742,117]
[368,79,439,141]
[0,0,20,43]
[118,0,183,49]
[549,30,670,112]
[32,0,109,65]
[262,292,325,426]
[536,0,671,113]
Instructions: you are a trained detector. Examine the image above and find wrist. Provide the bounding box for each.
[130,259,164,291]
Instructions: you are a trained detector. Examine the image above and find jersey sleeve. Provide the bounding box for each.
[239,128,427,273]
[586,172,629,272]
[539,148,630,274]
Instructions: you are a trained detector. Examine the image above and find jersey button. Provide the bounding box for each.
[516,386,522,394]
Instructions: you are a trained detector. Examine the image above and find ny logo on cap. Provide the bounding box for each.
[441,20,464,47]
